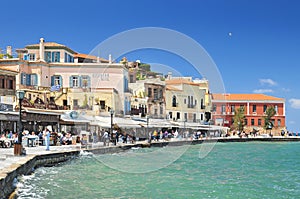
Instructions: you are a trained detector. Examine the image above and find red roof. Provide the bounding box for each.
[212,93,284,101]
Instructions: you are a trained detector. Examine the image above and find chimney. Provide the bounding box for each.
[6,46,12,56]
[167,72,172,80]
[109,54,112,64]
[39,38,45,61]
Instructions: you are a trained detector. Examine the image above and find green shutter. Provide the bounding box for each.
[51,76,55,86]
[69,76,73,87]
[59,76,63,87]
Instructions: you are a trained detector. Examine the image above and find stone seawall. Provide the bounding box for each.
[0,146,131,199]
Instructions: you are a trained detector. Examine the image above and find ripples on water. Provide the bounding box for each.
[17,142,300,198]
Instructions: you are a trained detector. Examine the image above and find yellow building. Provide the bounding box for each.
[165,78,207,123]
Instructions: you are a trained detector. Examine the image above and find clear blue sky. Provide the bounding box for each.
[2,0,300,131]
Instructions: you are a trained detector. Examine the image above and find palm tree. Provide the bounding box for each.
[263,106,276,130]
[233,107,245,133]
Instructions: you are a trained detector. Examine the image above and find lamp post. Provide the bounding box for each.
[110,108,114,141]
[146,115,150,143]
[15,90,25,155]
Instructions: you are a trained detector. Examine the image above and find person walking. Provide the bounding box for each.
[102,130,109,146]
[44,128,51,151]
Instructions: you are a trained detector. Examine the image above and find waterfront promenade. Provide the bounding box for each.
[2,135,300,171]
[1,136,300,198]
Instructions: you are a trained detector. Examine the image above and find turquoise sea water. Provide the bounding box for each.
[17,142,300,199]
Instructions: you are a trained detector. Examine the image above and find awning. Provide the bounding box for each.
[93,116,141,128]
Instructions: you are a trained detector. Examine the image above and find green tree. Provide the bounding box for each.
[139,63,151,71]
[263,106,276,129]
[233,107,245,132]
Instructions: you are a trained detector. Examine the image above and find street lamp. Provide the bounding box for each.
[15,90,25,155]
[146,115,150,143]
[110,108,114,141]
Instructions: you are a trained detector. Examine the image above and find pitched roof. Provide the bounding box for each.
[166,78,199,86]
[26,42,65,47]
[212,93,284,101]
[73,53,109,63]
[0,66,18,73]
[26,42,77,54]
[166,85,182,91]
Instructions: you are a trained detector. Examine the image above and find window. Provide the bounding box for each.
[251,119,255,126]
[154,109,158,115]
[263,105,267,113]
[100,101,105,110]
[240,105,245,111]
[188,96,190,107]
[29,53,35,61]
[169,112,172,119]
[221,105,226,113]
[193,114,196,122]
[275,105,278,114]
[200,114,203,121]
[184,99,186,104]
[52,52,60,62]
[159,89,163,99]
[278,119,281,127]
[64,53,74,63]
[153,88,158,100]
[45,51,51,62]
[184,113,188,121]
[231,105,235,113]
[30,74,38,86]
[172,95,177,107]
[244,118,248,125]
[54,76,61,86]
[177,112,180,120]
[70,76,79,87]
[81,75,90,88]
[258,119,262,126]
[201,99,204,109]
[129,75,134,83]
[253,105,257,113]
[160,106,163,115]
[7,79,13,89]
[148,88,152,97]
[73,99,78,107]
[213,104,217,112]
[0,78,4,88]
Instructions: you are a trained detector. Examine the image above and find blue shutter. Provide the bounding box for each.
[79,76,82,87]
[69,76,73,87]
[59,76,63,87]
[52,52,55,62]
[64,53,67,63]
[51,76,55,86]
[87,76,91,88]
[26,74,31,86]
[20,73,25,85]
[57,52,60,62]
[33,74,38,86]
[23,54,28,61]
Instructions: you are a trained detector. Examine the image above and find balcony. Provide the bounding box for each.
[187,104,196,108]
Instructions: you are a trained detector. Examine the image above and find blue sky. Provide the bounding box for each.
[2,0,300,131]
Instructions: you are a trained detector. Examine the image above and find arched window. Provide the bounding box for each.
[172,95,177,107]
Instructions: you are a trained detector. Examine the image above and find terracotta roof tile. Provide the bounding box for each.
[166,85,182,91]
[166,78,199,86]
[73,54,109,62]
[26,42,65,47]
[212,93,284,101]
